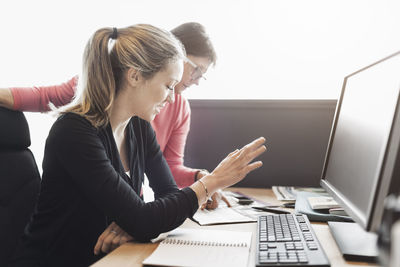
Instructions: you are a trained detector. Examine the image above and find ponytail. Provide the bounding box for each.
[77,28,116,127]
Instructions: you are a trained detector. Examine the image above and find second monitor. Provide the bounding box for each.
[321,50,400,262]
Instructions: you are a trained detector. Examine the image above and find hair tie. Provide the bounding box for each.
[110,27,118,40]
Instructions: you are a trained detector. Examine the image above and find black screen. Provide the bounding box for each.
[321,51,400,231]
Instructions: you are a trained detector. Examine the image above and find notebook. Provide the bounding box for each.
[142,228,252,267]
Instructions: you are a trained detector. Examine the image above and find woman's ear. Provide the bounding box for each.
[125,68,141,88]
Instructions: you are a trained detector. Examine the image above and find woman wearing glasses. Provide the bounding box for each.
[0,22,227,209]
[8,24,265,267]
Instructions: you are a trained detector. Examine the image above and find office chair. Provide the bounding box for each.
[0,107,41,266]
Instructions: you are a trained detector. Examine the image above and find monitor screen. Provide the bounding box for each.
[321,51,400,232]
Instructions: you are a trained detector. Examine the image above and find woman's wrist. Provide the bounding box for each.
[190,173,218,206]
[197,179,209,199]
[194,169,209,181]
[199,174,219,197]
[190,180,208,206]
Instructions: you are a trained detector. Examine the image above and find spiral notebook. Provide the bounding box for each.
[143,228,252,267]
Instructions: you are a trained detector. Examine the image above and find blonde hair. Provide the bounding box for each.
[65,24,185,127]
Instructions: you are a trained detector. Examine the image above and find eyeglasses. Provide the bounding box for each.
[185,57,207,81]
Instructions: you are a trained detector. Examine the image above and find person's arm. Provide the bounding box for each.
[144,119,183,199]
[95,117,194,255]
[51,114,198,242]
[53,113,265,241]
[0,88,14,109]
[10,76,78,112]
[161,98,200,188]
[94,128,266,254]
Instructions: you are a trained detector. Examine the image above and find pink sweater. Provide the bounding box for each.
[12,77,78,112]
[151,94,197,187]
[11,77,198,188]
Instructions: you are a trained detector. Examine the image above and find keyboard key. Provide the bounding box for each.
[298,256,309,263]
[293,236,301,241]
[307,242,318,250]
[280,258,298,263]
[268,252,278,258]
[294,242,304,250]
[285,243,295,250]
[259,258,278,264]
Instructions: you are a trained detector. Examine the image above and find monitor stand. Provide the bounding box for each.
[328,221,378,262]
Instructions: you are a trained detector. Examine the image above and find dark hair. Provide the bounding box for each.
[171,22,217,66]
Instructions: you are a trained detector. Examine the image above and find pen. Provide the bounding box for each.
[252,206,291,214]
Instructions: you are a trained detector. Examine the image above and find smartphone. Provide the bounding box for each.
[235,196,254,205]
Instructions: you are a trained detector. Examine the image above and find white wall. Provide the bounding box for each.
[1,0,399,171]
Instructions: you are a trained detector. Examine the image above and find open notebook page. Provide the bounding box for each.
[143,228,252,267]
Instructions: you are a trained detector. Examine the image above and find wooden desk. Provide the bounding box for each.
[92,188,380,267]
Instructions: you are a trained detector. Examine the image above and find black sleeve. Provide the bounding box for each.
[48,114,198,241]
[141,119,182,199]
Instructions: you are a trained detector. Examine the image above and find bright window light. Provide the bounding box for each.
[1,0,400,170]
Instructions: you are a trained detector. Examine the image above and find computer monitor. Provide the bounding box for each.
[320,51,400,262]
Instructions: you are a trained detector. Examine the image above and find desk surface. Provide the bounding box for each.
[91,187,380,267]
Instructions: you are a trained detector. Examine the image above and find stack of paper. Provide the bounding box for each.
[307,196,340,210]
[272,186,327,202]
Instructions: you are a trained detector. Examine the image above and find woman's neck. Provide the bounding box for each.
[109,87,136,134]
[109,91,133,172]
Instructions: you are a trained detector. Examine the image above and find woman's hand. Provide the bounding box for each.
[94,222,134,255]
[210,137,266,188]
[191,137,266,206]
[0,88,14,109]
[200,190,232,210]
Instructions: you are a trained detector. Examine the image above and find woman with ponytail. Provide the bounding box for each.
[0,22,229,210]
[9,24,266,267]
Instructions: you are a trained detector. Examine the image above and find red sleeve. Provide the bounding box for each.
[162,98,199,188]
[11,76,78,112]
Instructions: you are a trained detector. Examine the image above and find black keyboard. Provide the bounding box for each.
[256,214,330,266]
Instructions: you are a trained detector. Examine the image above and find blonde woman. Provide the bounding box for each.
[9,25,266,267]
[0,22,229,210]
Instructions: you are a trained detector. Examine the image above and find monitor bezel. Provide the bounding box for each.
[320,51,400,232]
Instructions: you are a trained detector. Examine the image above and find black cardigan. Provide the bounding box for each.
[10,113,198,267]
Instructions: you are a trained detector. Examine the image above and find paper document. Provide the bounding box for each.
[307,196,340,210]
[143,228,252,267]
[272,186,327,202]
[192,205,256,225]
[192,193,257,225]
[329,208,348,216]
